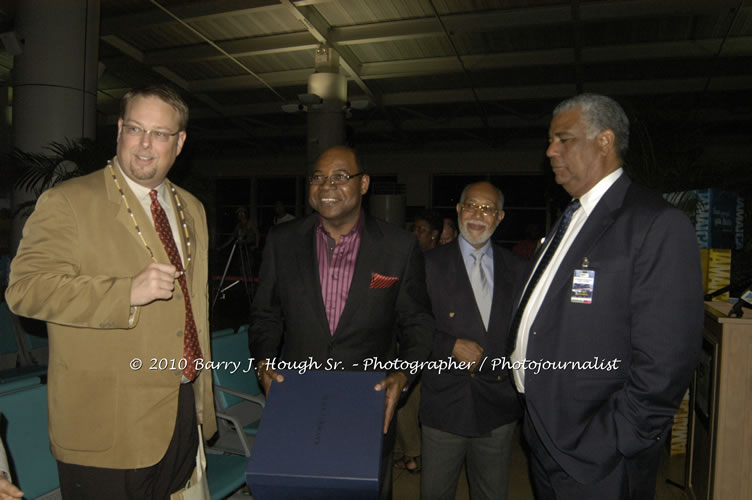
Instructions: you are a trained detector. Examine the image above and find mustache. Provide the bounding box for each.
[463,221,488,230]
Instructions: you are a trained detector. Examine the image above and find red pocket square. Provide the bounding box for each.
[370,272,399,288]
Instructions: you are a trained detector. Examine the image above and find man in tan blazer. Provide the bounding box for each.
[6,85,216,499]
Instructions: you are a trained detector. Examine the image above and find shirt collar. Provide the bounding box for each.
[578,168,623,216]
[316,211,364,241]
[116,159,167,204]
[458,234,492,261]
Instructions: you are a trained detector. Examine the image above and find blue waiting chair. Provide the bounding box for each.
[0,382,61,499]
[209,332,265,457]
[206,452,249,500]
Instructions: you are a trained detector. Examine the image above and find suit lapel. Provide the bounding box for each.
[546,175,631,296]
[167,183,196,283]
[334,214,380,337]
[488,244,513,332]
[294,216,331,336]
[107,159,169,265]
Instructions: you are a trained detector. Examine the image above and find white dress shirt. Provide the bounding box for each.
[118,164,185,264]
[512,168,623,392]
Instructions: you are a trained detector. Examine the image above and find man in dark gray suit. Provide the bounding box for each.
[420,181,525,500]
[509,94,703,500]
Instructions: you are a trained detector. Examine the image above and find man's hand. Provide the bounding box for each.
[130,263,180,306]
[256,360,284,395]
[0,477,23,500]
[452,338,484,372]
[374,371,408,434]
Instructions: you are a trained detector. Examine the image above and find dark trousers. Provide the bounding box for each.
[523,411,663,500]
[420,422,516,500]
[58,383,199,500]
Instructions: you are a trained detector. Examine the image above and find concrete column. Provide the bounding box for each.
[305,45,347,168]
[9,0,100,252]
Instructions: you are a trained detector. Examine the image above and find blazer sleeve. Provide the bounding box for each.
[394,239,434,365]
[610,208,703,457]
[6,188,134,328]
[249,226,284,361]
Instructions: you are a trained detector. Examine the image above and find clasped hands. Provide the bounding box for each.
[452,338,484,372]
[257,361,408,434]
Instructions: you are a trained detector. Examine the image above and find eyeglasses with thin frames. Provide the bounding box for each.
[123,124,181,143]
[460,202,499,217]
[309,172,364,186]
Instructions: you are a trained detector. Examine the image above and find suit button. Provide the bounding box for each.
[532,331,537,335]
[471,373,476,378]
[176,330,183,337]
[496,375,501,381]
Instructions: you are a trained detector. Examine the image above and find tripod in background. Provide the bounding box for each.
[212,235,255,313]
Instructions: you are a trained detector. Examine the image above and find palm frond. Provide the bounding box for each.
[2,138,113,197]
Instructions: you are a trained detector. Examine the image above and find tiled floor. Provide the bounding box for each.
[393,428,689,500]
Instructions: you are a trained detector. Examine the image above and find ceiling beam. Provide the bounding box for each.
[171,36,752,92]
[101,0,742,43]
[98,74,752,125]
[278,0,376,101]
[144,32,316,65]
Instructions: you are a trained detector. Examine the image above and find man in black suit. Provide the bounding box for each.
[420,181,525,500]
[250,145,433,496]
[509,94,703,499]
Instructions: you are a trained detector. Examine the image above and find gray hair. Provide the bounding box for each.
[553,93,630,158]
[459,182,504,211]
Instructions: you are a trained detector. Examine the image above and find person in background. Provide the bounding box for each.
[411,209,443,252]
[394,208,442,474]
[272,200,296,225]
[509,93,702,500]
[420,181,525,500]
[219,207,260,250]
[439,217,458,246]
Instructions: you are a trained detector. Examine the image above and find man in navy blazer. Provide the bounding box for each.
[420,181,526,500]
[509,94,703,499]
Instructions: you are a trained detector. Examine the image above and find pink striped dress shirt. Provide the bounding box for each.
[316,214,364,335]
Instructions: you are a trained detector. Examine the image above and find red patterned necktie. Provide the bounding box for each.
[150,189,203,381]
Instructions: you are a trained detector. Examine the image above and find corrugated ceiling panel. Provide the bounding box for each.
[451,24,572,54]
[351,37,452,63]
[584,17,696,47]
[237,51,314,73]
[430,0,567,16]
[121,22,203,51]
[318,0,432,26]
[167,60,241,81]
[165,50,314,82]
[187,8,302,39]
[732,7,752,35]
